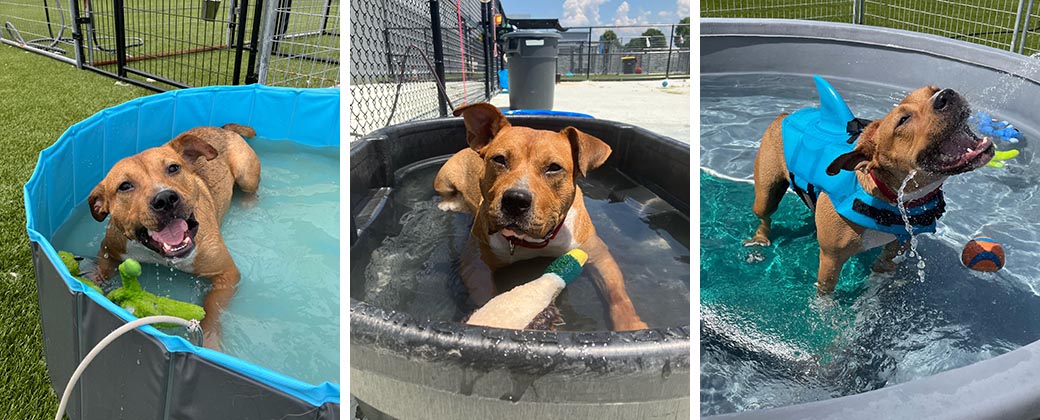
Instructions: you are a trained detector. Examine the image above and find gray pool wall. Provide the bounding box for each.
[703,18,1040,420]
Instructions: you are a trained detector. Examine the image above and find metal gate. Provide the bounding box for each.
[1,0,340,90]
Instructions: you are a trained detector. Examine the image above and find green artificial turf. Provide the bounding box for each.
[0,43,151,419]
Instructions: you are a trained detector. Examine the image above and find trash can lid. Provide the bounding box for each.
[502,30,562,40]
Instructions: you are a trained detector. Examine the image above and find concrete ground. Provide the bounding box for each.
[489,79,691,143]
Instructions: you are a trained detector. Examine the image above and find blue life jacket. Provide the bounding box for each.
[781,75,945,242]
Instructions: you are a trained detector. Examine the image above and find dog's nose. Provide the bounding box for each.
[501,189,532,216]
[933,89,956,111]
[151,190,180,212]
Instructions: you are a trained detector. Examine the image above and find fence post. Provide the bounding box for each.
[482,2,491,100]
[586,29,592,81]
[430,0,448,117]
[112,0,128,77]
[665,24,674,79]
[231,0,251,84]
[1018,0,1036,54]
[853,0,865,24]
[244,0,265,84]
[1012,0,1027,52]
[256,0,281,84]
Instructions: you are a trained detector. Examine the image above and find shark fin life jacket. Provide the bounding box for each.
[781,75,945,242]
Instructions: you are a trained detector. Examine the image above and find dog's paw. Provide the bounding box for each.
[436,199,469,213]
[614,318,649,331]
[742,237,771,247]
[871,259,897,273]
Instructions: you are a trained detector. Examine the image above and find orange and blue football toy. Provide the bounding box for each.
[961,237,1005,272]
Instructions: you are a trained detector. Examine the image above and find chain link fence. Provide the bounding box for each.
[349,0,502,140]
[0,0,339,90]
[703,0,1040,55]
[557,23,690,80]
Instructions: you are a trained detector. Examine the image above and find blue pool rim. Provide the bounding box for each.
[23,84,340,408]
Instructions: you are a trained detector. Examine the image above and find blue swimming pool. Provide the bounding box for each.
[25,84,340,419]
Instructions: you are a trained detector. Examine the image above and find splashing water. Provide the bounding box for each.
[896,170,926,282]
[973,53,1040,112]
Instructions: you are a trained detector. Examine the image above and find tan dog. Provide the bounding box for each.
[747,86,994,293]
[434,103,647,331]
[88,124,261,349]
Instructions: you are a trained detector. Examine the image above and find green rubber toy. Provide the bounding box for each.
[107,259,206,325]
[57,251,104,294]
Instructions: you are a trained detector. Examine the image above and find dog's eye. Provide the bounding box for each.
[117,181,133,192]
[546,163,563,173]
[897,114,911,126]
[167,164,181,175]
[491,155,507,166]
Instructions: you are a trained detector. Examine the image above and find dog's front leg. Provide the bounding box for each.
[815,196,859,294]
[871,240,905,273]
[460,237,496,306]
[584,235,648,331]
[200,269,238,350]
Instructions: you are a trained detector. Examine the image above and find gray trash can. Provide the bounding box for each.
[502,30,561,110]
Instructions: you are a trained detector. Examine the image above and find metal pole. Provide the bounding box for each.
[244,0,265,83]
[1012,0,1027,52]
[430,0,448,116]
[585,28,592,80]
[112,0,128,77]
[1019,0,1036,54]
[68,0,85,69]
[256,0,281,84]
[665,24,674,79]
[232,0,251,84]
[852,0,865,24]
[482,2,490,100]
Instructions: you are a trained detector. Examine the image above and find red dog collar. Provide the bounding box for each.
[504,215,567,253]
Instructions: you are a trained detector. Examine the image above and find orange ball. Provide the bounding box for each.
[961,237,1005,272]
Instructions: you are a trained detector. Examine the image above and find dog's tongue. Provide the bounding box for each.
[150,219,188,245]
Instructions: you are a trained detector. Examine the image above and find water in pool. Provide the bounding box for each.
[52,137,339,386]
[701,74,1040,415]
[353,160,690,331]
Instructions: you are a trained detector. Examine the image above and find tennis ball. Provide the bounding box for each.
[662,80,669,87]
[961,236,1005,272]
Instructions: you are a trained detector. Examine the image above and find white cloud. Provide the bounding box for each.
[612,1,652,36]
[560,0,608,27]
[658,10,671,18]
[677,0,690,18]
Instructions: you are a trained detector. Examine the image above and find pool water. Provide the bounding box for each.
[52,137,339,386]
[701,74,1040,415]
[353,159,690,331]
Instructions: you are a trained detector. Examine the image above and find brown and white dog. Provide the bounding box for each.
[747,86,994,293]
[434,103,647,331]
[88,124,261,349]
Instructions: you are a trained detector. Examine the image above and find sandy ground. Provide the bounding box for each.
[489,79,691,143]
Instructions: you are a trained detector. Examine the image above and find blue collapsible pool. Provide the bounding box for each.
[24,84,340,419]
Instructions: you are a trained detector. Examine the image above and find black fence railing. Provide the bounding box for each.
[556,23,691,81]
[349,0,503,139]
[0,0,339,91]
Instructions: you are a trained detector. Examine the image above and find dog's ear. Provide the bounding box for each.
[169,133,219,162]
[562,127,611,177]
[88,184,108,222]
[453,103,510,151]
[826,125,878,175]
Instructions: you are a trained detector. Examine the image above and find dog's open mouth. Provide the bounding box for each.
[933,124,995,173]
[499,225,549,244]
[137,214,199,258]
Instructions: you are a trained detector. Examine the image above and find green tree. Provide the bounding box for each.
[625,28,667,49]
[600,29,621,52]
[674,17,690,48]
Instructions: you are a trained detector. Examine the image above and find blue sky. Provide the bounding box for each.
[499,0,690,28]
